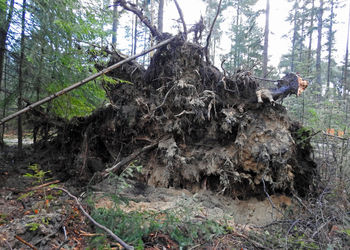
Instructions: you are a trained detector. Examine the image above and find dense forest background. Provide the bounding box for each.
[0,0,350,150]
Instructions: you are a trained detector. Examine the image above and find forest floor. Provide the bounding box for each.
[1,134,298,250]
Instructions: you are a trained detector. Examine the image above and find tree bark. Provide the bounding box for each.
[315,0,324,94]
[343,2,350,98]
[112,1,118,45]
[17,0,27,155]
[291,0,299,72]
[133,0,139,55]
[326,0,334,92]
[307,0,315,75]
[262,0,270,77]
[158,0,164,33]
[0,0,15,93]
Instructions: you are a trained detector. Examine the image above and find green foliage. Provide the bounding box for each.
[90,200,227,249]
[26,222,40,231]
[23,164,51,185]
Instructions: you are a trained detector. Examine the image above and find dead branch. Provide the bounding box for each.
[204,0,222,63]
[102,142,158,177]
[251,76,279,82]
[0,36,176,125]
[25,180,60,192]
[54,187,134,250]
[173,0,187,38]
[116,0,163,39]
[15,235,37,250]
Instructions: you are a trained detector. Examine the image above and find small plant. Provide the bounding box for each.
[26,222,40,231]
[23,164,51,185]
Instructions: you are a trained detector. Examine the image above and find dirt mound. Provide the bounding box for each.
[40,38,316,199]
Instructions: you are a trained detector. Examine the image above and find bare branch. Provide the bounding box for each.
[116,0,163,39]
[173,0,187,38]
[15,235,37,250]
[204,0,223,63]
[102,142,158,177]
[54,187,134,250]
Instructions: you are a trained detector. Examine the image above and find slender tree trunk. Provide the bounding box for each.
[262,0,270,77]
[326,0,334,92]
[0,0,15,93]
[307,0,315,75]
[291,0,298,72]
[112,1,118,45]
[133,0,139,55]
[158,0,164,33]
[17,0,27,156]
[0,53,8,147]
[343,2,350,98]
[316,0,324,94]
[234,3,240,69]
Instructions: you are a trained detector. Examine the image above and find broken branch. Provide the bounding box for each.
[102,142,158,177]
[173,0,187,38]
[204,0,222,63]
[25,180,60,192]
[15,235,37,250]
[54,187,134,250]
[116,0,163,39]
[0,36,176,125]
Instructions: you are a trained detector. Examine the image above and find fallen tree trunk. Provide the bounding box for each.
[0,36,176,126]
[40,39,317,199]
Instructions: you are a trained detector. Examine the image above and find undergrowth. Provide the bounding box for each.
[88,195,227,249]
[86,163,227,249]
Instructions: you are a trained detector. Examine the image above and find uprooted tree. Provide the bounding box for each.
[6,0,317,199]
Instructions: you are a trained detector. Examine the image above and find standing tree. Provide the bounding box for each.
[0,0,15,145]
[307,0,316,76]
[17,0,27,155]
[326,0,335,93]
[112,0,118,45]
[158,0,164,33]
[262,0,270,77]
[315,0,324,95]
[343,2,350,98]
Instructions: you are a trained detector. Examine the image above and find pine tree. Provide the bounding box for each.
[0,0,15,94]
[17,0,27,155]
[315,0,324,94]
[262,0,270,77]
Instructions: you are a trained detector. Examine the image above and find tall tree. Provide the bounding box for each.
[17,0,27,155]
[112,1,118,45]
[133,0,139,55]
[290,0,299,72]
[315,0,324,94]
[0,0,15,93]
[343,2,350,98]
[307,0,315,75]
[326,0,335,92]
[158,0,164,33]
[262,0,270,77]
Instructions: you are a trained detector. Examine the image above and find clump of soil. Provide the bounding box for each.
[36,37,316,199]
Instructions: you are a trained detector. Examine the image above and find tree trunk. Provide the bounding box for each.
[234,3,240,69]
[0,0,15,93]
[158,0,164,33]
[17,0,27,156]
[133,0,139,55]
[307,0,315,75]
[315,0,324,94]
[112,1,118,45]
[262,0,270,77]
[291,0,299,72]
[343,2,350,98]
[326,0,334,92]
